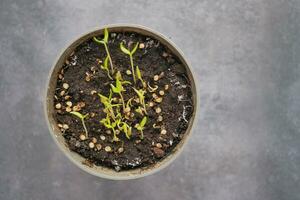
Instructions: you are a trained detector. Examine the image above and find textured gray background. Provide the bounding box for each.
[1,0,300,200]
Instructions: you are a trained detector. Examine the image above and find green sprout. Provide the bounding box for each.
[135,116,147,139]
[136,66,146,87]
[117,120,132,139]
[70,111,89,137]
[120,42,139,83]
[133,88,147,114]
[100,115,120,142]
[93,28,114,74]
[100,56,113,80]
[110,75,131,112]
[98,91,121,119]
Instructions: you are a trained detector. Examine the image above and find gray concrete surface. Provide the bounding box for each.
[1,0,300,199]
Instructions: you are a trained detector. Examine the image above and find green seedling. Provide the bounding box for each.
[135,116,147,139]
[110,75,131,112]
[93,28,114,74]
[100,56,113,80]
[136,66,146,88]
[120,42,139,83]
[147,82,158,92]
[98,91,121,119]
[133,88,147,114]
[100,115,120,142]
[117,120,132,139]
[70,111,89,137]
[135,106,144,116]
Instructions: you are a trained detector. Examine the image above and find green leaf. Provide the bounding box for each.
[115,71,123,81]
[103,28,109,43]
[110,84,119,93]
[116,79,122,91]
[131,42,139,55]
[136,66,142,80]
[140,116,147,128]
[70,111,84,119]
[98,93,108,104]
[104,56,109,69]
[120,42,131,55]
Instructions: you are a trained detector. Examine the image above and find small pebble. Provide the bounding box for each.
[63,83,69,89]
[91,137,97,143]
[106,130,111,134]
[57,123,63,128]
[155,97,162,103]
[55,103,62,109]
[105,146,112,152]
[126,70,132,75]
[62,124,69,130]
[159,90,165,96]
[164,84,169,90]
[89,142,95,149]
[66,107,72,112]
[100,135,106,141]
[96,144,102,150]
[115,166,121,172]
[139,43,145,49]
[155,107,162,114]
[162,52,168,57]
[158,115,163,122]
[156,143,162,148]
[118,147,124,153]
[60,90,65,96]
[79,134,86,141]
[90,90,97,95]
[66,101,72,107]
[161,129,167,135]
[153,75,159,81]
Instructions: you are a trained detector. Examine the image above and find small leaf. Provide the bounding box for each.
[115,71,123,81]
[70,111,84,119]
[104,56,109,69]
[136,66,142,80]
[110,84,119,93]
[120,42,131,55]
[116,79,122,91]
[98,93,108,104]
[131,42,139,55]
[103,28,109,43]
[140,116,147,128]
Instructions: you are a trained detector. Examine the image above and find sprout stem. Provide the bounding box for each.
[130,55,136,83]
[81,119,88,137]
[104,43,114,74]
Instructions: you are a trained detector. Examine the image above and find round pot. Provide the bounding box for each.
[44,24,198,180]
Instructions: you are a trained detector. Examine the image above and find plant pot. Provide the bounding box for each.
[44,24,198,180]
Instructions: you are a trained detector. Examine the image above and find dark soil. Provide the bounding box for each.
[53,31,194,171]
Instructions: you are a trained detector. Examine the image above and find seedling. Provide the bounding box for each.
[70,111,89,137]
[110,75,131,111]
[117,120,132,139]
[133,88,147,114]
[100,115,120,142]
[93,28,114,74]
[100,56,113,79]
[136,66,146,87]
[135,116,147,139]
[98,92,121,119]
[120,42,139,83]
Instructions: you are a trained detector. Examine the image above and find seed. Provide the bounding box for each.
[156,143,162,148]
[161,129,167,135]
[64,95,71,100]
[90,66,96,72]
[164,84,169,90]
[66,107,72,112]
[78,102,85,108]
[135,140,141,144]
[162,52,168,57]
[112,97,118,102]
[60,90,65,96]
[66,101,72,107]
[80,90,83,94]
[105,146,112,152]
[149,102,154,107]
[90,112,95,117]
[62,124,69,130]
[100,135,106,141]
[79,134,86,141]
[159,72,165,78]
[55,103,62,109]
[158,115,163,122]
[90,90,97,95]
[72,106,80,111]
[63,83,69,89]
[96,144,102,150]
[152,93,158,99]
[92,137,97,143]
[65,60,70,65]
[58,123,63,128]
[155,97,162,103]
[126,70,132,75]
[155,107,162,114]
[153,75,159,81]
[124,107,131,113]
[139,43,145,49]
[96,59,102,64]
[106,130,111,134]
[118,147,124,153]
[159,90,165,96]
[58,74,63,79]
[115,130,120,135]
[130,112,135,118]
[85,76,91,82]
[89,142,95,149]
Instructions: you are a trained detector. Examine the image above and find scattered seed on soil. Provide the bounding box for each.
[58,74,63,79]
[79,134,86,141]
[156,143,162,148]
[90,90,97,95]
[153,75,159,81]
[66,101,72,107]
[63,83,69,89]
[55,103,62,109]
[58,123,63,128]
[139,43,145,48]
[92,137,97,143]
[149,102,154,107]
[135,140,141,144]
[85,76,91,82]
[96,144,102,150]
[118,147,124,153]
[90,112,95,117]
[115,130,120,135]
[126,70,132,75]
[161,129,167,135]
[66,107,72,112]
[158,115,163,122]
[164,84,169,90]
[89,142,95,149]
[159,90,165,96]
[64,95,71,100]
[155,107,162,113]
[106,130,111,135]
[60,90,65,96]
[100,135,106,141]
[162,52,168,57]
[155,97,162,103]
[124,107,131,113]
[105,146,112,152]
[152,93,158,99]
[72,106,80,111]
[78,102,85,108]
[62,124,69,130]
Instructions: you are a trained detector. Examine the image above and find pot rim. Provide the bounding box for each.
[44,23,199,180]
